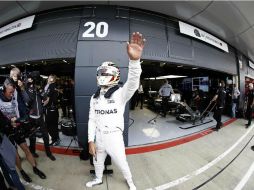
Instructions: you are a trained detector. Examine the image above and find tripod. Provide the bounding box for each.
[65,135,78,152]
[61,108,78,152]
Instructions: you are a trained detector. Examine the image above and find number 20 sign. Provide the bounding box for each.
[82,21,109,38]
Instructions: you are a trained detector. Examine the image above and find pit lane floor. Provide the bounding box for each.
[18,118,254,190]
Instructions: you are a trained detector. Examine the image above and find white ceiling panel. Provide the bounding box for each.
[0,1,26,25]
[238,28,254,60]
[189,1,250,40]
[231,1,254,26]
[109,1,211,21]
[19,1,105,14]
[0,1,254,61]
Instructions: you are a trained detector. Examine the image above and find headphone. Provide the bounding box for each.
[3,78,15,92]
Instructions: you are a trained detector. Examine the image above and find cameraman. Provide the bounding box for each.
[43,74,60,146]
[8,68,47,182]
[26,75,56,161]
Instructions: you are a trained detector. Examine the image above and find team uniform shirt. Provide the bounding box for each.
[215,87,226,108]
[159,83,174,97]
[247,89,254,107]
[0,91,19,120]
[88,60,142,142]
[137,84,144,94]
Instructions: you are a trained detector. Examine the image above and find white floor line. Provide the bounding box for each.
[146,125,254,190]
[234,161,254,190]
[21,179,54,190]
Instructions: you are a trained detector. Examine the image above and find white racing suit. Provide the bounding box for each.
[88,59,141,183]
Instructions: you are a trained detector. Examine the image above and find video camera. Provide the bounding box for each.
[8,118,39,139]
[21,71,41,86]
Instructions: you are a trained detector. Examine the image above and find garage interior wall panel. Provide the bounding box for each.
[168,28,193,60]
[237,52,247,112]
[75,96,91,124]
[76,41,129,67]
[193,40,237,74]
[130,16,168,60]
[0,10,81,65]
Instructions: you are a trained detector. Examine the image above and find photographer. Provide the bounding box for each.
[9,67,30,119]
[43,74,60,146]
[7,69,47,182]
[26,74,56,161]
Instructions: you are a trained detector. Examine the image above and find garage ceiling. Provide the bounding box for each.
[0,1,254,61]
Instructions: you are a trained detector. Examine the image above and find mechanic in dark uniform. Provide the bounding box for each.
[245,83,254,128]
[26,75,56,161]
[43,74,60,146]
[212,80,226,131]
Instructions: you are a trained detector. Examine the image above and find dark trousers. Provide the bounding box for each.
[246,105,253,125]
[0,170,8,190]
[162,97,169,117]
[136,93,144,109]
[29,116,52,155]
[45,108,59,142]
[0,155,25,190]
[60,99,69,117]
[214,107,223,129]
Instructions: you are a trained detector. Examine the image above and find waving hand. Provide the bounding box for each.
[127,32,146,60]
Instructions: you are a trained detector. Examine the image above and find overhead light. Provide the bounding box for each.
[156,75,187,79]
[40,75,48,79]
[192,67,198,70]
[63,59,67,63]
[1,66,6,69]
[177,65,183,68]
[160,62,166,67]
[11,65,16,67]
[144,77,156,80]
[25,63,30,65]
[145,75,187,80]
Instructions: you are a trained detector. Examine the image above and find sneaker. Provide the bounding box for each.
[47,154,56,161]
[86,178,103,187]
[20,170,32,183]
[33,167,46,179]
[127,181,136,190]
[246,124,250,128]
[251,146,254,151]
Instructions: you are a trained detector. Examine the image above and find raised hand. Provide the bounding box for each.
[127,32,146,60]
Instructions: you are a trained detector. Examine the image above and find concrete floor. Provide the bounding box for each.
[128,107,230,146]
[18,118,254,190]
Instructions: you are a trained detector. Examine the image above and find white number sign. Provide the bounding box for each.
[82,21,108,38]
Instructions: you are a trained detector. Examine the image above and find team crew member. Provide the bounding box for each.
[26,76,56,161]
[0,78,46,182]
[43,75,60,146]
[245,83,254,128]
[159,79,174,117]
[86,32,145,190]
[212,80,226,131]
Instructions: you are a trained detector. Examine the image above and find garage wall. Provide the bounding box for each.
[129,9,237,74]
[0,8,83,64]
[75,6,130,148]
[0,5,239,148]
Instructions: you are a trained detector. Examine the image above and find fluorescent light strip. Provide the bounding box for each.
[145,75,187,80]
